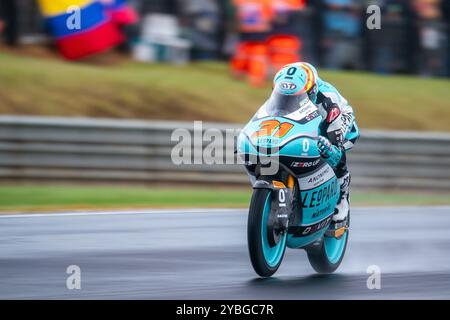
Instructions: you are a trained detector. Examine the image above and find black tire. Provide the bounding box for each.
[247,188,286,277]
[306,223,349,274]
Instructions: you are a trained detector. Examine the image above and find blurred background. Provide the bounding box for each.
[0,0,449,212]
[0,0,449,76]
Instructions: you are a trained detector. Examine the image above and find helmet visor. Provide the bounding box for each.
[266,91,310,117]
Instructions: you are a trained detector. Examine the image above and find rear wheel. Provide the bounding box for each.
[247,189,287,277]
[306,215,349,274]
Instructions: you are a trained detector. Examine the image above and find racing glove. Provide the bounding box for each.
[317,136,343,168]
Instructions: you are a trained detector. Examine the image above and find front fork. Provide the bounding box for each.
[254,175,296,247]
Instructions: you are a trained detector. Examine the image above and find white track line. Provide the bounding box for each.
[0,208,246,219]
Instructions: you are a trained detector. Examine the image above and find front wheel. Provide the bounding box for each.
[306,217,349,274]
[247,189,287,277]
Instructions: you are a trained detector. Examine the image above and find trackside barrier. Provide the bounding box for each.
[0,116,449,190]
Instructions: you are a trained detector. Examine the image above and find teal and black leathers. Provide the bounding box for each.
[313,81,360,179]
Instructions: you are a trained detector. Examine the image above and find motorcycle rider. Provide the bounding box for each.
[257,62,360,230]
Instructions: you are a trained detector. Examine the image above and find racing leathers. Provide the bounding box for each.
[312,80,360,224]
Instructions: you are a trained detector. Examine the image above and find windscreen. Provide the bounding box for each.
[265,91,310,117]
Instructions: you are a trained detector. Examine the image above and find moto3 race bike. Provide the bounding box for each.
[237,97,349,277]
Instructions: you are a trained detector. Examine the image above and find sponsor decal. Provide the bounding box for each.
[308,168,330,185]
[286,101,318,121]
[301,178,339,211]
[305,110,319,122]
[298,165,335,190]
[290,159,320,168]
[340,113,354,135]
[298,102,316,115]
[332,129,344,145]
[279,82,297,90]
[290,216,332,237]
[256,136,280,146]
[326,106,341,123]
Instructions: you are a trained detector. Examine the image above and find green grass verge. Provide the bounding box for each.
[0,185,448,213]
[1,52,449,131]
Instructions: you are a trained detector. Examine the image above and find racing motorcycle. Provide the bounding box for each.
[237,96,350,277]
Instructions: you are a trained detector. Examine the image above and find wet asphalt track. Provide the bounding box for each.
[1,207,450,299]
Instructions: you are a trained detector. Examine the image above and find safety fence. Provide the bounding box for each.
[0,116,449,190]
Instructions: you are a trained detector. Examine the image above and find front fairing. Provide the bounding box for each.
[238,113,322,160]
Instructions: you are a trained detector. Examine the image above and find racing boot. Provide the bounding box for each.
[326,172,350,238]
